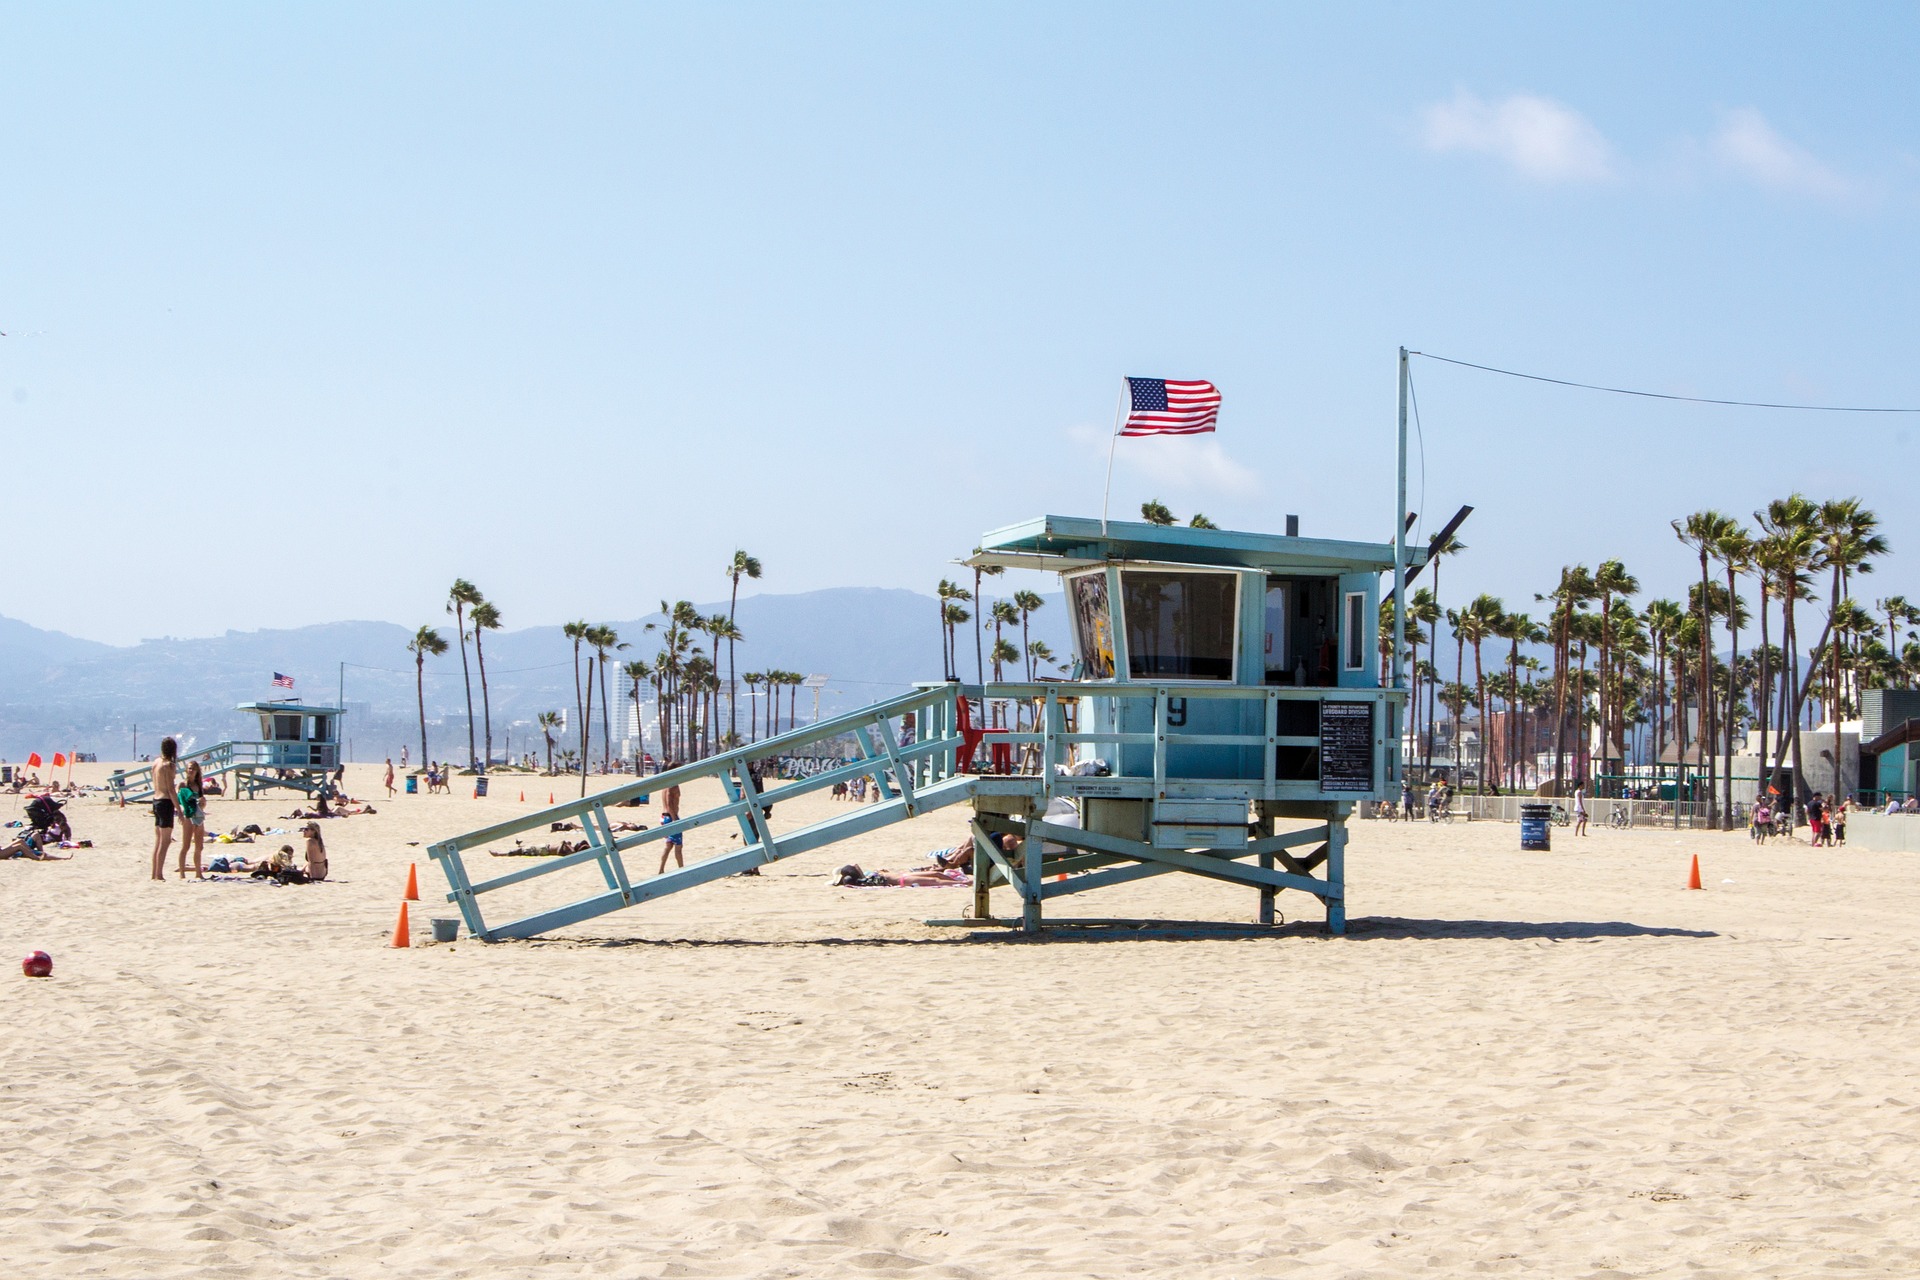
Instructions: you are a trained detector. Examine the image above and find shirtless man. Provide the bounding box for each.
[383,758,396,798]
[657,770,683,875]
[149,737,178,881]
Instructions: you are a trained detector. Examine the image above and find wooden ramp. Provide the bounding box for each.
[427,685,979,941]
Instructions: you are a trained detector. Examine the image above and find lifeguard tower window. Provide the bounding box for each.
[1067,571,1115,679]
[1344,592,1366,671]
[272,715,302,742]
[1121,570,1237,681]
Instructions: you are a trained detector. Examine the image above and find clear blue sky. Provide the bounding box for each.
[4,4,1918,644]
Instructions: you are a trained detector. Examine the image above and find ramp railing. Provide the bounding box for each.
[428,683,978,940]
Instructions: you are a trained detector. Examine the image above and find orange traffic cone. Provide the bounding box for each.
[1686,854,1703,890]
[519,790,525,803]
[404,863,420,901]
[549,792,555,805]
[390,900,411,948]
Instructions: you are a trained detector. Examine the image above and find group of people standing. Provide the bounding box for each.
[147,737,210,880]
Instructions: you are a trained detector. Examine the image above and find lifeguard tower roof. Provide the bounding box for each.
[968,514,1425,575]
[235,700,343,717]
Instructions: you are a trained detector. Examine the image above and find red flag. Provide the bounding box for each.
[51,753,67,768]
[27,752,42,768]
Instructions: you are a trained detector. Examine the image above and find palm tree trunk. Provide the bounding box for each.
[455,605,476,769]
[1725,564,1740,821]
[475,627,492,772]
[600,656,613,773]
[415,656,429,773]
[1698,551,1718,826]
[580,657,595,797]
[1757,579,1771,801]
[728,579,741,742]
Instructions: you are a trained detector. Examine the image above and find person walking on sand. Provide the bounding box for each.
[657,770,683,875]
[1573,784,1589,837]
[384,757,396,798]
[176,760,207,879]
[149,737,178,881]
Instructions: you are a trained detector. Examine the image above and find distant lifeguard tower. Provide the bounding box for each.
[110,700,345,801]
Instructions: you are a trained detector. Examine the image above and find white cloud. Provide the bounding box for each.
[1066,423,1259,497]
[1711,107,1852,200]
[1421,90,1615,183]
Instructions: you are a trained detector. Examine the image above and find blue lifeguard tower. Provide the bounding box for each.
[424,511,1422,939]
[110,700,345,801]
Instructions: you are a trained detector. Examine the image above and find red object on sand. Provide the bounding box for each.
[1687,855,1703,891]
[22,951,52,978]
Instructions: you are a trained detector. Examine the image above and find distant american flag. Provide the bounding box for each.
[272,672,295,689]
[1121,377,1221,436]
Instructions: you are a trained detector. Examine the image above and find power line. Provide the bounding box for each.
[1409,351,1920,414]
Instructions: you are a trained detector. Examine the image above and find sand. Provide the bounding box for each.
[3,762,1919,1278]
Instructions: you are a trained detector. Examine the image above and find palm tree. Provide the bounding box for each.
[1673,511,1737,825]
[707,616,744,744]
[1712,526,1752,819]
[936,580,971,679]
[1592,560,1640,793]
[1188,513,1217,529]
[1544,565,1595,793]
[1140,499,1175,525]
[1757,497,1819,800]
[407,626,449,773]
[1013,590,1045,680]
[1458,595,1501,792]
[972,555,1004,683]
[724,550,762,741]
[587,626,627,772]
[537,710,562,774]
[1026,639,1058,675]
[623,659,651,774]
[1424,533,1466,780]
[1878,596,1919,689]
[563,619,591,770]
[446,579,483,768]
[1815,498,1888,800]
[469,599,502,770]
[1643,599,1684,769]
[1408,587,1441,769]
[942,598,972,683]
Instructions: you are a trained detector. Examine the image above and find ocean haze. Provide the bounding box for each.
[0,587,1069,761]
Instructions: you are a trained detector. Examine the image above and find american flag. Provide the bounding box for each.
[272,672,295,689]
[1120,377,1221,436]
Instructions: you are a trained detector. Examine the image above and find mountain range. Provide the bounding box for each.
[0,588,1070,762]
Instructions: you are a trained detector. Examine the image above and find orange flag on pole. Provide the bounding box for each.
[27,752,42,768]
[52,753,67,768]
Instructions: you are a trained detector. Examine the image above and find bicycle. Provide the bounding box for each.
[1607,808,1631,830]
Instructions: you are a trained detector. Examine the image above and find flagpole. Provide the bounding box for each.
[1100,382,1127,536]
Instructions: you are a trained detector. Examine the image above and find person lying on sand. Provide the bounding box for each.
[833,863,970,887]
[1,829,70,860]
[495,838,590,857]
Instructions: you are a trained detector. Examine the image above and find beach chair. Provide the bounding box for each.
[955,696,1013,774]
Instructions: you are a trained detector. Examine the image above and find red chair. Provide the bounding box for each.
[954,696,1013,774]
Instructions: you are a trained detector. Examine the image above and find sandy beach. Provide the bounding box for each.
[4,764,1918,1278]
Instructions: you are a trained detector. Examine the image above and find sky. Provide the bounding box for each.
[4,3,1919,645]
